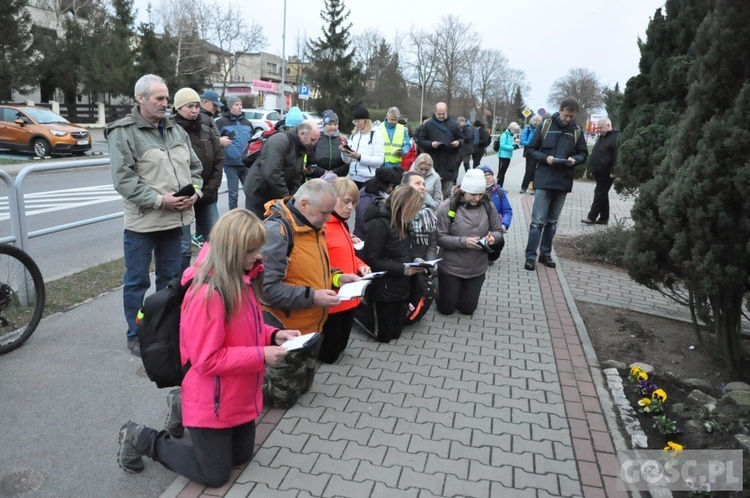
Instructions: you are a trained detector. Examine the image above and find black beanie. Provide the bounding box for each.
[352,106,370,120]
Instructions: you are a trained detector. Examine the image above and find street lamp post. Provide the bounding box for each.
[280,0,287,116]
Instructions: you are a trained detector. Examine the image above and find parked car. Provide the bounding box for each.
[241,108,282,133]
[0,106,92,157]
[301,111,323,128]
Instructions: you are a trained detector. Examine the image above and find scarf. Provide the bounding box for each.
[411,206,437,246]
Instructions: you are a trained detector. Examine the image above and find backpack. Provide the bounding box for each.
[264,212,295,257]
[404,271,436,325]
[136,277,193,388]
[492,137,500,152]
[471,126,479,146]
[242,128,278,166]
[539,118,581,144]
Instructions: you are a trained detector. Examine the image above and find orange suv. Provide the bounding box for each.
[0,105,92,157]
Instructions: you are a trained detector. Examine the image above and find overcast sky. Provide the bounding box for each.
[134,0,666,113]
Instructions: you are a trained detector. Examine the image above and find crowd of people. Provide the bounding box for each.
[110,73,607,487]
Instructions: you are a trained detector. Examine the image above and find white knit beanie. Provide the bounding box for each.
[460,169,487,194]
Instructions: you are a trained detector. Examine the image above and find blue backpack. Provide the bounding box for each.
[471,126,479,146]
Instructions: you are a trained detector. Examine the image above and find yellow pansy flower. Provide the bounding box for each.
[652,389,667,402]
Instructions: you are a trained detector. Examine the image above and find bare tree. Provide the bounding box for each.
[431,15,479,108]
[547,67,603,122]
[489,67,529,130]
[200,2,266,96]
[155,0,206,79]
[403,27,439,116]
[352,28,382,78]
[473,49,508,118]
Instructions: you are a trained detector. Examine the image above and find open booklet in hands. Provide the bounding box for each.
[281,332,321,352]
[404,258,442,268]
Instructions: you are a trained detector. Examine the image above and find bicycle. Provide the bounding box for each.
[0,243,46,354]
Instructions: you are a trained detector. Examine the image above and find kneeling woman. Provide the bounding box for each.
[117,209,300,487]
[435,169,503,315]
[363,186,426,342]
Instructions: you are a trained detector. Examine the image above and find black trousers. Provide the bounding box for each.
[138,420,255,488]
[521,156,536,191]
[497,157,511,188]
[319,309,354,363]
[436,269,485,315]
[471,150,485,168]
[587,172,616,222]
[375,300,407,343]
[488,238,506,262]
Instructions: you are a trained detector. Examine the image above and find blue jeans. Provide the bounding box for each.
[180,203,219,273]
[123,227,182,339]
[525,189,567,260]
[224,165,248,210]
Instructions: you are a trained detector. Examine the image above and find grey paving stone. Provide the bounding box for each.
[424,385,458,402]
[511,408,549,428]
[224,480,256,498]
[247,483,301,498]
[382,447,428,472]
[534,454,579,481]
[529,399,567,415]
[490,483,537,498]
[369,390,407,406]
[532,424,573,445]
[493,394,530,411]
[402,393,440,411]
[394,418,434,438]
[279,468,330,496]
[558,474,584,497]
[309,393,349,411]
[329,424,373,445]
[345,398,384,416]
[400,362,434,376]
[357,377,393,392]
[320,407,360,427]
[514,467,560,495]
[553,441,576,461]
[342,441,387,465]
[322,475,375,498]
[471,429,512,452]
[264,431,309,453]
[336,385,372,403]
[443,377,478,393]
[352,459,401,487]
[449,441,491,464]
[455,412,492,432]
[369,428,411,451]
[442,475,490,498]
[457,390,493,408]
[301,434,347,459]
[430,364,462,380]
[272,447,316,473]
[325,372,360,388]
[390,380,427,396]
[371,482,419,498]
[357,412,397,433]
[468,460,513,485]
[432,424,472,445]
[527,377,562,395]
[415,407,454,427]
[424,454,470,479]
[380,404,419,422]
[311,453,358,480]
[510,365,545,382]
[473,379,512,397]
[438,398,475,416]
[433,349,466,362]
[346,365,382,381]
[407,434,451,458]
[237,459,287,486]
[399,468,446,496]
[511,435,554,455]
[491,418,531,439]
[284,405,326,423]
[410,373,445,388]
[290,419,336,439]
[273,417,299,434]
[549,413,570,430]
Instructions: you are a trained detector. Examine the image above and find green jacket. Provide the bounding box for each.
[108,106,203,232]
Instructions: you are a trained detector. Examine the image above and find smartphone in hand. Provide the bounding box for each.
[342,144,354,153]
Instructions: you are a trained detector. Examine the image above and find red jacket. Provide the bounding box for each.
[179,244,276,429]
[325,213,365,314]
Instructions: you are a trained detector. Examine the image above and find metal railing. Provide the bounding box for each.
[1,159,120,252]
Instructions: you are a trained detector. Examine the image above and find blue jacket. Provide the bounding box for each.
[488,184,513,229]
[527,112,588,192]
[215,112,253,166]
[520,124,537,147]
[497,129,515,159]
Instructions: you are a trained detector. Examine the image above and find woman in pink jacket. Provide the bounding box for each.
[117,209,300,487]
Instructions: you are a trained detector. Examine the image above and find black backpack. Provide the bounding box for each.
[136,277,193,388]
[492,137,500,152]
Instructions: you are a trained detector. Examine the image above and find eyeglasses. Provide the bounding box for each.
[352,119,362,125]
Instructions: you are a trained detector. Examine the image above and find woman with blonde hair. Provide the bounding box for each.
[117,209,300,487]
[342,106,385,188]
[410,152,442,210]
[320,178,371,363]
[362,186,426,342]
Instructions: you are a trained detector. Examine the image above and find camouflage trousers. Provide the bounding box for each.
[262,347,319,409]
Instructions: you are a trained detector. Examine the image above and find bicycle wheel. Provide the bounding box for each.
[0,244,46,354]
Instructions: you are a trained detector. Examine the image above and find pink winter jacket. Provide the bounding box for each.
[179,244,276,429]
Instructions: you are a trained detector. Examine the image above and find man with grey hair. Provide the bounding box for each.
[244,119,321,218]
[107,74,203,356]
[261,179,360,407]
[416,102,462,198]
[520,114,543,194]
[582,117,619,225]
[381,106,411,168]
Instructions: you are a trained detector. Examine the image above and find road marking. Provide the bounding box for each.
[0,185,121,220]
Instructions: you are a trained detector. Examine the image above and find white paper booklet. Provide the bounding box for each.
[281,332,319,351]
[337,279,371,300]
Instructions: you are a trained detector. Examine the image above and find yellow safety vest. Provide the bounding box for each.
[382,123,405,165]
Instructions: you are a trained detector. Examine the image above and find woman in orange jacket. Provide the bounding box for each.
[319,178,371,363]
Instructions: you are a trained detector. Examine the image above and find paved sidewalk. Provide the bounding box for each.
[158,152,644,498]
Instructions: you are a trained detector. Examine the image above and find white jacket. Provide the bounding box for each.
[344,126,385,183]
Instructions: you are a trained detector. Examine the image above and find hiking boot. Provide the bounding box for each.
[581,218,596,225]
[538,256,557,268]
[127,339,141,357]
[191,234,205,248]
[117,421,145,473]
[165,388,184,438]
[524,259,536,271]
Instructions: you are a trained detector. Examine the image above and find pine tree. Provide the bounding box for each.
[602,83,623,128]
[0,0,35,100]
[625,0,750,371]
[616,0,713,193]
[367,40,407,111]
[306,0,363,123]
[136,19,174,90]
[513,87,525,123]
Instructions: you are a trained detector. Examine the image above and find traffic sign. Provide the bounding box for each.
[299,85,309,100]
[522,108,532,118]
[537,108,546,116]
